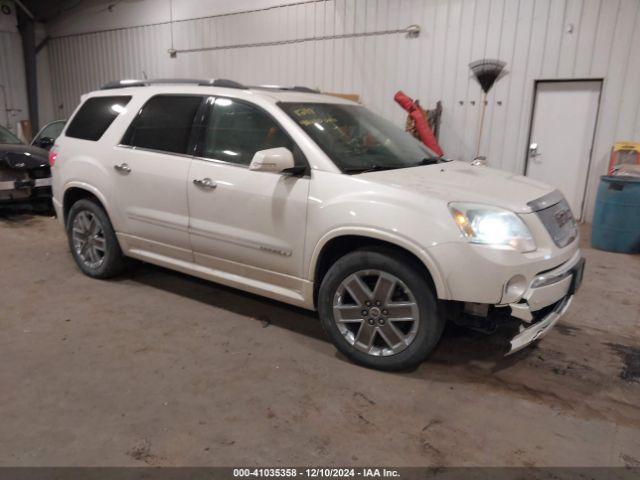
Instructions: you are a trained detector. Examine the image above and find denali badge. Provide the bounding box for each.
[554,208,573,228]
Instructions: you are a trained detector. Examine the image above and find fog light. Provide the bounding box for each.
[503,275,527,303]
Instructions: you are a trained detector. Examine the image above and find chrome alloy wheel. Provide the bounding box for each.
[332,269,420,356]
[71,211,106,269]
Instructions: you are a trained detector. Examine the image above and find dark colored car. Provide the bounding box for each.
[0,125,52,210]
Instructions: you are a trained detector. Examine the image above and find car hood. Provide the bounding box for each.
[0,144,49,170]
[358,160,554,213]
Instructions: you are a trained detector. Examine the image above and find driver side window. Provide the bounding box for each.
[201,98,304,167]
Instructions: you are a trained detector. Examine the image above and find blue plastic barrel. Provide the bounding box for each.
[591,175,640,253]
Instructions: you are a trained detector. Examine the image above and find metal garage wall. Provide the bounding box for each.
[47,0,640,221]
[0,30,29,134]
[1,2,55,132]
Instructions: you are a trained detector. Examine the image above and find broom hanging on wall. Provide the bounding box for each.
[469,59,506,159]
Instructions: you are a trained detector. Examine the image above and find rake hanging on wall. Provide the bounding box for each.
[469,59,506,159]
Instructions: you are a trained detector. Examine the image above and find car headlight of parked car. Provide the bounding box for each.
[449,202,536,253]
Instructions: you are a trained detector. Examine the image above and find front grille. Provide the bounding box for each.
[532,196,577,248]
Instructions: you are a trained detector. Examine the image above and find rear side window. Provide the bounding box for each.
[121,95,203,154]
[66,96,131,141]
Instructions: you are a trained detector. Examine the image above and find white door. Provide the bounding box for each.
[187,96,309,281]
[111,146,193,261]
[111,94,204,261]
[526,80,601,219]
[188,160,309,277]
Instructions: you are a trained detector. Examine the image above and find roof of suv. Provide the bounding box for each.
[91,78,358,106]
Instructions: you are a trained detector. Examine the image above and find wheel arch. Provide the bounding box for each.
[62,183,112,227]
[310,229,449,308]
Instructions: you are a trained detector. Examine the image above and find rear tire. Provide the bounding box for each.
[66,199,126,279]
[318,248,445,371]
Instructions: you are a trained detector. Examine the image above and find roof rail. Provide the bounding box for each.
[100,78,247,90]
[250,85,321,94]
[198,79,247,89]
[290,86,321,93]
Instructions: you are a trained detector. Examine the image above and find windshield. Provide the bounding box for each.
[280,102,439,173]
[0,125,23,145]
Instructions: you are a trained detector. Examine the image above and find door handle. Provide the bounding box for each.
[529,143,541,158]
[193,177,217,189]
[114,162,131,173]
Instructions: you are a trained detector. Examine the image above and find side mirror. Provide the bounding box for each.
[36,137,54,150]
[249,147,295,173]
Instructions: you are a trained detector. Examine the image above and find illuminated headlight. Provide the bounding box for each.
[449,203,536,253]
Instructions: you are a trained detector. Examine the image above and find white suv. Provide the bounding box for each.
[51,79,584,370]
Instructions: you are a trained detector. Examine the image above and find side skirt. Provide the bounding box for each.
[117,233,315,310]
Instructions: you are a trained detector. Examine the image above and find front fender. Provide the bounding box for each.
[308,226,450,300]
[305,171,461,299]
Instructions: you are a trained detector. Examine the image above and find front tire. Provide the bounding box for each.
[318,248,445,371]
[66,199,126,279]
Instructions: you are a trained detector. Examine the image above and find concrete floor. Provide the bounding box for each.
[0,214,639,467]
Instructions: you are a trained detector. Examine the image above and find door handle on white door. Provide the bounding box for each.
[114,162,131,173]
[193,178,217,189]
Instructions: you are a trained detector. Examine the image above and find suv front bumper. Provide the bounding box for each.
[505,251,585,354]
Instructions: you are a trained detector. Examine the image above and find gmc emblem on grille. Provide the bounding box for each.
[554,208,573,227]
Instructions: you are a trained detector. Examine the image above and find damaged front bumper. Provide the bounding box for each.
[507,295,573,354]
[0,177,52,190]
[504,250,585,354]
[0,177,52,204]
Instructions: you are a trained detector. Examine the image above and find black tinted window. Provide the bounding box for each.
[122,95,203,154]
[202,97,303,166]
[66,96,131,141]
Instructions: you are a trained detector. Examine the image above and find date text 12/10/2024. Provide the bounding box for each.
[233,468,401,478]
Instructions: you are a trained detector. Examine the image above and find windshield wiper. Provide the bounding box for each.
[414,157,439,166]
[343,157,440,174]
[343,164,402,174]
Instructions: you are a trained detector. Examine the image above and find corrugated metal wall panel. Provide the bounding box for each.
[47,0,640,220]
[0,31,28,133]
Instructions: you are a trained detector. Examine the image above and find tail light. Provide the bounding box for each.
[48,148,58,167]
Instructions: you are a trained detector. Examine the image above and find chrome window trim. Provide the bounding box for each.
[115,145,249,168]
[527,189,564,212]
[114,144,194,160]
[115,144,310,176]
[117,94,309,173]
[192,155,250,169]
